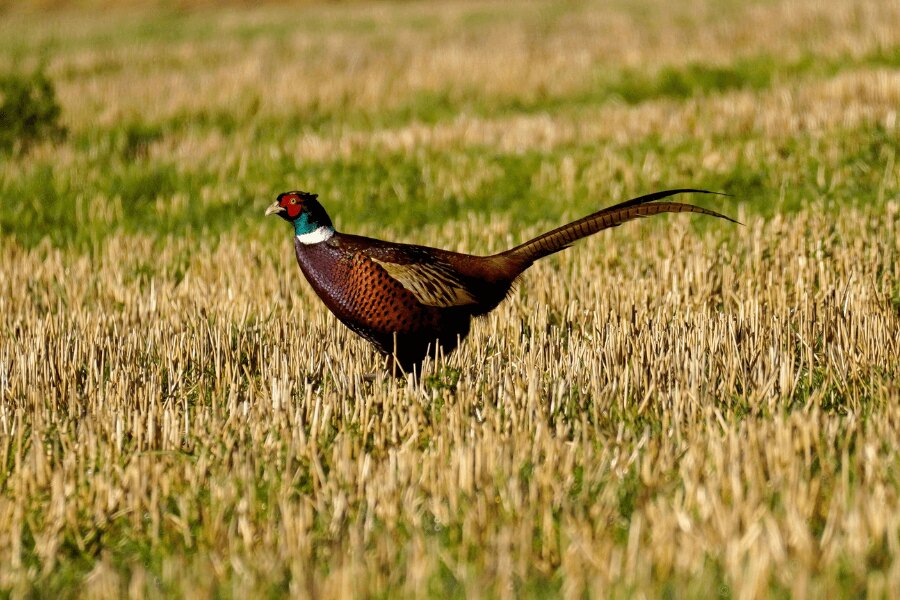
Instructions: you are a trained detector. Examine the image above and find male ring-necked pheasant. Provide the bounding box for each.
[267,189,735,374]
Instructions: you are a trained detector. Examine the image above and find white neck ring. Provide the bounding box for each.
[296,225,335,245]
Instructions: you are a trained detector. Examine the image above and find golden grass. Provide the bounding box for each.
[2,0,900,596]
[3,0,898,128]
[2,202,900,596]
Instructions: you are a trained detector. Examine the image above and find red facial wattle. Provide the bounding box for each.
[281,194,302,218]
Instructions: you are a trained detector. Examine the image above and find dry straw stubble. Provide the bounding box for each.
[2,203,900,597]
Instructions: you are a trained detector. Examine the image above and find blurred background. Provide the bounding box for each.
[2,0,897,249]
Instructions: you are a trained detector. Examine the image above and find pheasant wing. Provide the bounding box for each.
[370,257,478,307]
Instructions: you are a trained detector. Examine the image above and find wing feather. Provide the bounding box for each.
[370,257,477,307]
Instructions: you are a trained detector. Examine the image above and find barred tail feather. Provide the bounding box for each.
[501,189,737,266]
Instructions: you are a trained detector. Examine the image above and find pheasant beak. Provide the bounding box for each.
[265,202,286,217]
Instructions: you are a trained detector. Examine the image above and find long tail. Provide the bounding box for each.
[500,189,738,266]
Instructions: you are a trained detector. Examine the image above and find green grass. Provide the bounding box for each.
[2,3,897,249]
[3,120,895,249]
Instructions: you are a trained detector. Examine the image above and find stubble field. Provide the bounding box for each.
[1,0,899,597]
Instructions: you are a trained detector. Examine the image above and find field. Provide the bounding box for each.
[1,0,900,597]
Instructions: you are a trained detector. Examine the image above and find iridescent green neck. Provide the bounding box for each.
[293,213,318,236]
[293,212,335,244]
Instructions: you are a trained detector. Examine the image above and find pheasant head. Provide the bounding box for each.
[266,191,335,243]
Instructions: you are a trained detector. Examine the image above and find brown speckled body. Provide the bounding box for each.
[294,233,515,371]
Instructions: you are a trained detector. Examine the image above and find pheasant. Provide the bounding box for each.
[266,189,736,374]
